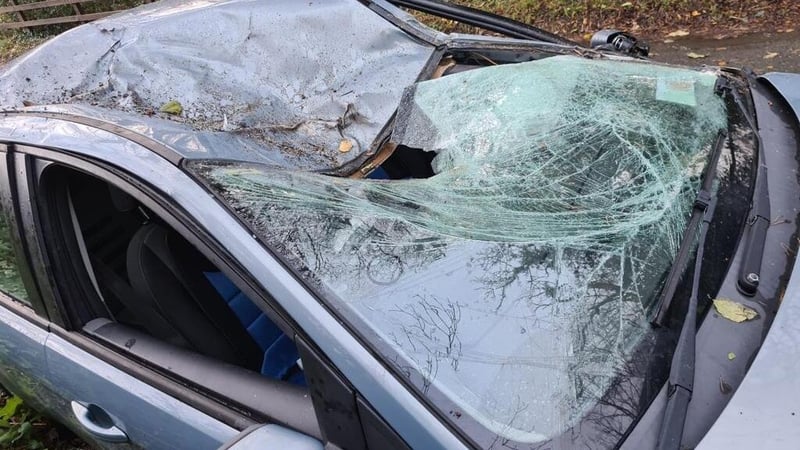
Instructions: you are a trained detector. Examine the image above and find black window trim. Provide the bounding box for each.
[0,146,50,317]
[13,143,322,437]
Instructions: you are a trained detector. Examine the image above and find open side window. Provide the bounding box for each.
[33,161,320,439]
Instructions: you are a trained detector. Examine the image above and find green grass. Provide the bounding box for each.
[0,32,44,64]
[0,0,148,64]
[0,388,87,449]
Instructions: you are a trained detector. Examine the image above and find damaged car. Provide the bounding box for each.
[0,0,797,449]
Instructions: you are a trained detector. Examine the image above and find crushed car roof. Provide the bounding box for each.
[0,0,435,173]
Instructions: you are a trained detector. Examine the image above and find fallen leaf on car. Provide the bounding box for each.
[667,30,690,37]
[338,139,353,153]
[727,352,736,360]
[687,52,707,59]
[159,100,183,115]
[713,298,759,323]
[764,52,779,59]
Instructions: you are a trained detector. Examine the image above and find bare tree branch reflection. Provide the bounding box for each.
[201,165,686,449]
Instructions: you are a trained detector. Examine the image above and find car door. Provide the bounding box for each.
[4,145,242,449]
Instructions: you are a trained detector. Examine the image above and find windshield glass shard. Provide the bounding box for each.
[189,55,727,446]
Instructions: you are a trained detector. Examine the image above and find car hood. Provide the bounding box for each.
[0,0,434,173]
[698,72,800,450]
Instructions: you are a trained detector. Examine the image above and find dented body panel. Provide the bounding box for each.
[0,0,435,173]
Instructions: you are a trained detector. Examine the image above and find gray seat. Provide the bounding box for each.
[125,223,264,371]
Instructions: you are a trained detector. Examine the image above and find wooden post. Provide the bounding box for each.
[6,0,29,32]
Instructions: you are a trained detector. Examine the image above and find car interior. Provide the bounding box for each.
[40,165,308,385]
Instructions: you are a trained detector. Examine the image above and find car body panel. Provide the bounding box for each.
[0,300,53,424]
[221,425,323,450]
[698,260,800,450]
[0,0,435,175]
[763,72,800,122]
[44,333,238,449]
[697,72,800,450]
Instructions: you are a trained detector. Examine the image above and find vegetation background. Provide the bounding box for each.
[426,0,798,39]
[0,0,796,448]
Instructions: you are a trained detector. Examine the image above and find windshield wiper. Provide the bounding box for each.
[651,130,728,325]
[727,74,769,296]
[655,130,726,450]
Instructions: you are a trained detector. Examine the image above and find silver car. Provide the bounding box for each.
[0,0,797,449]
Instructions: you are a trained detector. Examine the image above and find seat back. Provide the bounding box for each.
[203,272,304,384]
[126,223,263,371]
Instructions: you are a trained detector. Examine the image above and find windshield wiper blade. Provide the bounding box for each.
[655,131,725,450]
[651,130,728,325]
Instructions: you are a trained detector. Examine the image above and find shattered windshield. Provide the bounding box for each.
[188,55,727,446]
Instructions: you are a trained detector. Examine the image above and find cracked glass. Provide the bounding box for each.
[188,55,727,446]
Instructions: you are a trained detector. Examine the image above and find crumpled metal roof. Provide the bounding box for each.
[0,0,434,172]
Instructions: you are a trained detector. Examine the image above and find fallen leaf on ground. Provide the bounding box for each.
[663,39,675,43]
[159,100,183,115]
[764,52,779,59]
[667,30,690,37]
[717,60,728,66]
[687,52,707,59]
[713,298,759,323]
[0,395,22,422]
[691,10,702,17]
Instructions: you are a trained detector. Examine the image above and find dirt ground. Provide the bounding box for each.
[649,30,800,74]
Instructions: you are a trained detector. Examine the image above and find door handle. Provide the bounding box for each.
[70,401,129,443]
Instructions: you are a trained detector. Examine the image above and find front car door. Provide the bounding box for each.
[0,142,242,449]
